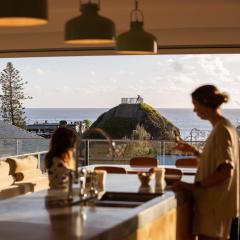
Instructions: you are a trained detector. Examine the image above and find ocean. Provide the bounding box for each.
[25,108,240,140]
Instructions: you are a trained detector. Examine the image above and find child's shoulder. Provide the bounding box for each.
[52,156,67,168]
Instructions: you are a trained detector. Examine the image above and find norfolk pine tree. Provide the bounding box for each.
[0,62,31,128]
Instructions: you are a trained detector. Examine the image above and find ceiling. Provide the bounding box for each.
[1,0,240,57]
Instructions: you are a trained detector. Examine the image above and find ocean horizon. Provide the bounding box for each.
[24,108,240,140]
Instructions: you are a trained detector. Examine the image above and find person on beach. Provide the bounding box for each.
[45,126,78,190]
[174,85,239,240]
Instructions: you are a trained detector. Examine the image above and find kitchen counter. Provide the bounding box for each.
[0,174,193,240]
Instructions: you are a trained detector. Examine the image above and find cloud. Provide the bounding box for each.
[198,56,232,83]
[169,60,185,72]
[90,70,96,76]
[35,68,45,75]
[2,54,240,108]
[109,77,117,83]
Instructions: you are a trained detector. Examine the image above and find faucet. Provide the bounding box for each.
[68,170,74,201]
[78,168,87,199]
[88,171,98,198]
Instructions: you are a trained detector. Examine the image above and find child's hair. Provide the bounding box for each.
[191,84,229,109]
[45,126,78,169]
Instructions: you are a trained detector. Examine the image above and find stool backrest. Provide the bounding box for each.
[130,157,158,167]
[164,167,183,185]
[175,157,198,168]
[94,166,127,174]
[164,168,183,176]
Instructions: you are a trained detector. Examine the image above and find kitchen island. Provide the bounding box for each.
[0,174,193,240]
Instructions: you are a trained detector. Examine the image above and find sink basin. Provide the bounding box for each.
[100,192,161,202]
[94,192,162,208]
[70,192,162,208]
[94,200,142,208]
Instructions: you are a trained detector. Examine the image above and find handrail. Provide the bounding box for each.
[0,150,47,161]
[0,139,206,169]
[0,138,48,140]
[121,97,143,104]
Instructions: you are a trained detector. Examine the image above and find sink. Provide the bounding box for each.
[100,192,161,202]
[93,192,162,208]
[70,192,162,208]
[94,200,142,208]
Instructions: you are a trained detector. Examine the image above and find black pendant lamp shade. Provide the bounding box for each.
[65,2,116,44]
[116,1,157,54]
[0,0,48,27]
[117,21,157,54]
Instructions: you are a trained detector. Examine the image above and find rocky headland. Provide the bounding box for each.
[90,102,180,140]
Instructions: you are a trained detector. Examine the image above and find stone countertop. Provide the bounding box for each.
[0,174,193,240]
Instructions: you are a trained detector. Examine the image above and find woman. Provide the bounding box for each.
[45,126,78,190]
[174,85,239,240]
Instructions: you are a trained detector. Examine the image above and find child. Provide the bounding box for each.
[45,126,78,190]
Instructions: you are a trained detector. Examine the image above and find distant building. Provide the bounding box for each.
[26,120,83,138]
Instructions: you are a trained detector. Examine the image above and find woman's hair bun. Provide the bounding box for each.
[221,92,229,103]
[192,85,229,109]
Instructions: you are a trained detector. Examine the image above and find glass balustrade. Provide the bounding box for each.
[0,138,206,170]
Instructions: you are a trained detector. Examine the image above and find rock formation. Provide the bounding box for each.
[90,102,180,140]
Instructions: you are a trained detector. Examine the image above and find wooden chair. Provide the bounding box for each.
[164,168,183,176]
[130,157,158,167]
[175,157,198,168]
[94,166,127,174]
[164,168,183,185]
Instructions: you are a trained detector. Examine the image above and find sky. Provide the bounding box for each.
[0,54,239,109]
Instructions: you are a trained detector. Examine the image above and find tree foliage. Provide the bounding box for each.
[0,62,31,128]
[83,119,92,129]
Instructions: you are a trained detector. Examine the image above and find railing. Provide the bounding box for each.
[0,138,49,157]
[175,128,210,141]
[78,139,205,166]
[121,97,143,104]
[0,138,205,170]
[0,138,49,171]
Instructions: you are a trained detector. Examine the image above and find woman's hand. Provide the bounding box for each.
[172,181,195,192]
[175,136,199,154]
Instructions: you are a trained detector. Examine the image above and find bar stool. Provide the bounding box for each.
[164,168,183,185]
[130,157,158,167]
[175,157,198,168]
[94,166,127,174]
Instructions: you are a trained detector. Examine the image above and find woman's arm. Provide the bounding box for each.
[196,162,233,189]
[172,163,233,192]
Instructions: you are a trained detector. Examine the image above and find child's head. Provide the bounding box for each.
[45,126,78,169]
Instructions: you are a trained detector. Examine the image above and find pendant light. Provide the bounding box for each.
[65,0,116,45]
[116,0,157,54]
[0,0,48,27]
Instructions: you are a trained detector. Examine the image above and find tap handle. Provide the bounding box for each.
[89,171,98,198]
[68,171,74,201]
[79,169,87,199]
[79,168,87,177]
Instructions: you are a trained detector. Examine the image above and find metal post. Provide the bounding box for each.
[36,141,40,170]
[16,139,19,155]
[85,140,89,166]
[162,141,165,165]
[158,141,161,165]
